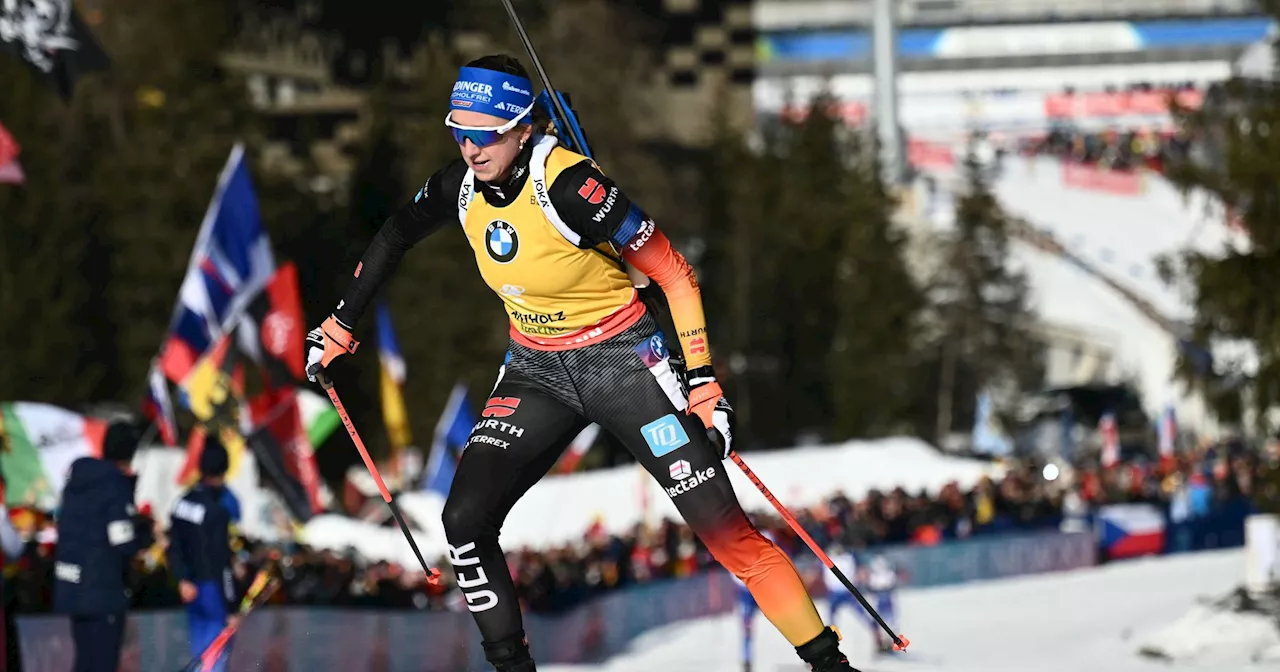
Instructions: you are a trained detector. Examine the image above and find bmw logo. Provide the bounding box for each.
[485,220,519,263]
[649,334,667,359]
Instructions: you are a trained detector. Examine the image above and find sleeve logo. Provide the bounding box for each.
[577,177,606,205]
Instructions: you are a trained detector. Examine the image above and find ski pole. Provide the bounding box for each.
[308,366,442,586]
[179,571,279,672]
[729,450,911,652]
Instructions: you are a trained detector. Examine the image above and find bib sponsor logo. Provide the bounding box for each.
[459,181,473,211]
[485,220,519,263]
[533,177,552,209]
[510,309,566,326]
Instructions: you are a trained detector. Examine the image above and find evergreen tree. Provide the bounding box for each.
[702,95,925,445]
[0,57,106,404]
[1160,2,1280,430]
[924,155,1042,442]
[828,126,925,439]
[84,0,258,398]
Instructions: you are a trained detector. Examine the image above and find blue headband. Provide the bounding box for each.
[450,66,535,122]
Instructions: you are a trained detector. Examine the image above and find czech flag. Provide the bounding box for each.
[1096,503,1166,560]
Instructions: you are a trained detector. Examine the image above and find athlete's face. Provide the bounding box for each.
[451,110,533,183]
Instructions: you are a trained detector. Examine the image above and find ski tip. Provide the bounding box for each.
[426,568,443,585]
[892,635,910,652]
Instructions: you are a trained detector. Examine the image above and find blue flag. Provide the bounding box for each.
[421,382,475,497]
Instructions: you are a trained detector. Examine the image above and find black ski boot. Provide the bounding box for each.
[795,626,861,672]
[483,632,536,672]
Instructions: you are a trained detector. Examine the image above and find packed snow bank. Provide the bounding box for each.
[344,437,1003,560]
[182,437,1000,563]
[460,437,1003,553]
[1138,600,1280,666]
[546,549,1252,672]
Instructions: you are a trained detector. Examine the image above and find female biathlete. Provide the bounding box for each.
[305,55,858,672]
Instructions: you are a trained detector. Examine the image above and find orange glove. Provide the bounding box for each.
[685,366,735,459]
[305,315,359,382]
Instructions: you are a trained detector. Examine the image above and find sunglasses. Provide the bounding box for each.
[445,102,536,148]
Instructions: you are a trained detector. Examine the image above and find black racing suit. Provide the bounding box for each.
[331,141,828,669]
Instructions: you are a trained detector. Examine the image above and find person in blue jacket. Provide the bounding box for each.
[53,422,154,672]
[167,437,241,672]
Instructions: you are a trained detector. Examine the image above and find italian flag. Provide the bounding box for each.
[0,403,107,509]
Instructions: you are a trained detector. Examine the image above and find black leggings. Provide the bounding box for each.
[441,315,821,664]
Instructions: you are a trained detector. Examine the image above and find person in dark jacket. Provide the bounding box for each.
[53,422,153,672]
[167,437,240,672]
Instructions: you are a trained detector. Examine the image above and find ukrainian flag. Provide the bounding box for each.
[377,303,412,459]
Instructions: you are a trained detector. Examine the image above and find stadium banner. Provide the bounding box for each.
[1061,162,1145,196]
[794,530,1097,591]
[17,571,739,671]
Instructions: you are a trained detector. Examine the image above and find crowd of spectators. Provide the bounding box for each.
[3,440,1273,617]
[1020,126,1194,174]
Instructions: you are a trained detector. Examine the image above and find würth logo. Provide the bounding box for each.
[482,397,521,418]
[578,177,606,205]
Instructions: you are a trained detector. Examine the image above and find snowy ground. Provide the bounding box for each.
[545,549,1267,672]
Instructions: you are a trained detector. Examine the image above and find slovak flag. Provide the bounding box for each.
[142,361,179,446]
[1099,411,1119,468]
[158,144,275,383]
[1157,405,1177,459]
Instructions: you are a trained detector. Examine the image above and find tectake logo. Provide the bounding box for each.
[669,459,691,480]
[502,81,531,96]
[665,465,716,498]
[629,218,656,252]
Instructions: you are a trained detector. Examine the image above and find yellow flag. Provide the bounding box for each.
[380,363,412,453]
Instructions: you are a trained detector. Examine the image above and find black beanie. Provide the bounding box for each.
[102,423,141,463]
[199,435,230,478]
